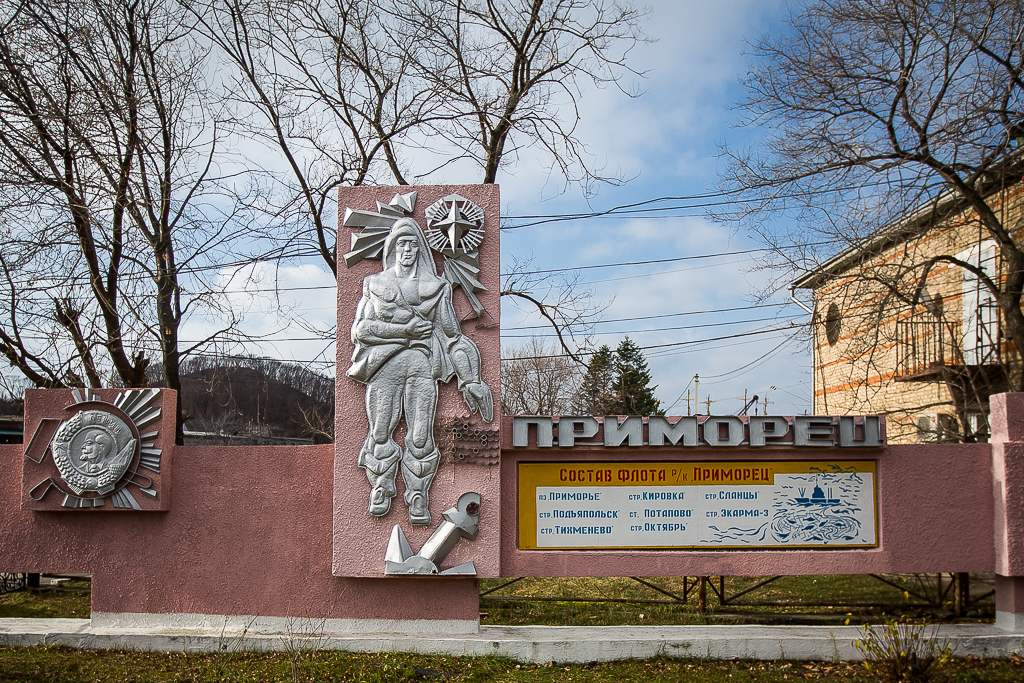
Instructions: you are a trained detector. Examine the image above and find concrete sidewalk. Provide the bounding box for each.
[2,619,1023,663]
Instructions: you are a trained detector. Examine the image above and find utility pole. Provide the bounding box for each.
[740,394,759,416]
[685,389,691,416]
[693,374,699,416]
[704,396,713,414]
[762,393,772,414]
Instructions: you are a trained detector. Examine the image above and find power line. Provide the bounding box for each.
[499,242,832,278]
[500,324,798,361]
[502,314,800,339]
[692,337,794,382]
[642,331,793,361]
[497,180,894,229]
[501,248,763,277]
[1,237,833,295]
[503,302,789,331]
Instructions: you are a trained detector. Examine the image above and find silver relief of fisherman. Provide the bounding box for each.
[347,217,493,525]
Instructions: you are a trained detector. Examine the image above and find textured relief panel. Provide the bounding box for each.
[334,185,501,578]
[345,210,494,525]
[22,388,172,511]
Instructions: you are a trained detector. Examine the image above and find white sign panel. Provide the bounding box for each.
[519,462,877,550]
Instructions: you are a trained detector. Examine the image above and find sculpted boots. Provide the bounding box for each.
[358,437,401,517]
[401,448,439,525]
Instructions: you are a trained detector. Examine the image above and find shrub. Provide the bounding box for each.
[853,620,953,683]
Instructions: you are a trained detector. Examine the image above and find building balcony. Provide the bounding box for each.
[894,302,1003,382]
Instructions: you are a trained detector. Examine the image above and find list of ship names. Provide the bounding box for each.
[519,461,877,550]
[535,485,773,547]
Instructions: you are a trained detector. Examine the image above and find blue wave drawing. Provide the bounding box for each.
[771,510,862,544]
[702,522,771,544]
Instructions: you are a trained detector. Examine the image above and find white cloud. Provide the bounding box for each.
[179,262,337,375]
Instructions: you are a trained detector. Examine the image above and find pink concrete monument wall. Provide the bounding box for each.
[499,420,995,577]
[333,185,502,578]
[3,392,1022,628]
[1,389,479,627]
[21,389,173,512]
[0,182,1023,632]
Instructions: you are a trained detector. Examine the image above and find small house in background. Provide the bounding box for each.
[182,422,314,447]
[791,179,1024,444]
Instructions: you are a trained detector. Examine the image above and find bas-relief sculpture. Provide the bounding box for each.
[24,388,163,509]
[344,193,494,526]
[51,410,136,495]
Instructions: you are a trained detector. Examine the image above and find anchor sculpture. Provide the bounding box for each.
[384,492,481,575]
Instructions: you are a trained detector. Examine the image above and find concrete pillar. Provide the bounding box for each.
[989,393,1024,631]
[995,575,1024,631]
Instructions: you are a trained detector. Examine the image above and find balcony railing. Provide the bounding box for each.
[894,302,1002,380]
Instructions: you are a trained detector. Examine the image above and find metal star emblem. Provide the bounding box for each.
[432,201,477,251]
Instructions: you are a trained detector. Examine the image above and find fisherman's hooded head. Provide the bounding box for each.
[383,218,437,277]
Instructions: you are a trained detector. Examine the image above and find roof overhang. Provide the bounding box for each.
[789,190,960,291]
[789,155,1024,292]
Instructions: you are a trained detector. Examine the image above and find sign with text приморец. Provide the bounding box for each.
[518,460,877,550]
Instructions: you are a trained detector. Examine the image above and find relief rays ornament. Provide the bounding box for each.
[25,388,163,509]
[343,192,488,316]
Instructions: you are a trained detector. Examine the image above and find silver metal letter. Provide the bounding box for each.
[651,417,700,448]
[603,416,643,447]
[702,416,745,446]
[838,416,885,447]
[648,416,698,446]
[748,416,791,446]
[794,416,837,446]
[558,417,599,448]
[512,417,553,447]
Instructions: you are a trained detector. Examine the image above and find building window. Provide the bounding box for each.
[917,413,958,443]
[825,303,841,346]
[959,240,999,365]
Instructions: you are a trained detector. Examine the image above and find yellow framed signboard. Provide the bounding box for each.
[518,461,877,550]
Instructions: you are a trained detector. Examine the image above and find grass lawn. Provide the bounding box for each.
[1,574,996,627]
[480,574,995,626]
[0,575,1010,681]
[0,580,91,619]
[0,648,1021,682]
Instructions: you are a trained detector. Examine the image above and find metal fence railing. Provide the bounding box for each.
[895,303,1001,378]
[0,572,27,595]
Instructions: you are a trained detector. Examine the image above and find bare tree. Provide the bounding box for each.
[196,0,641,354]
[500,337,583,414]
[0,0,642,428]
[194,0,444,274]
[720,0,1024,437]
[500,254,607,363]
[0,0,249,441]
[391,0,646,187]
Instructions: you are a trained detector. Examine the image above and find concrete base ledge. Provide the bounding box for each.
[1,620,1022,663]
[89,612,480,637]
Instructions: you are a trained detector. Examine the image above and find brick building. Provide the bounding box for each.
[791,180,1024,444]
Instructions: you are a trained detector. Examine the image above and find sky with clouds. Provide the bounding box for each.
[225,0,815,416]
[493,0,811,416]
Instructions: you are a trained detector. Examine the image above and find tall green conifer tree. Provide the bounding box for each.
[612,337,662,416]
[581,344,617,415]
[581,338,662,416]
